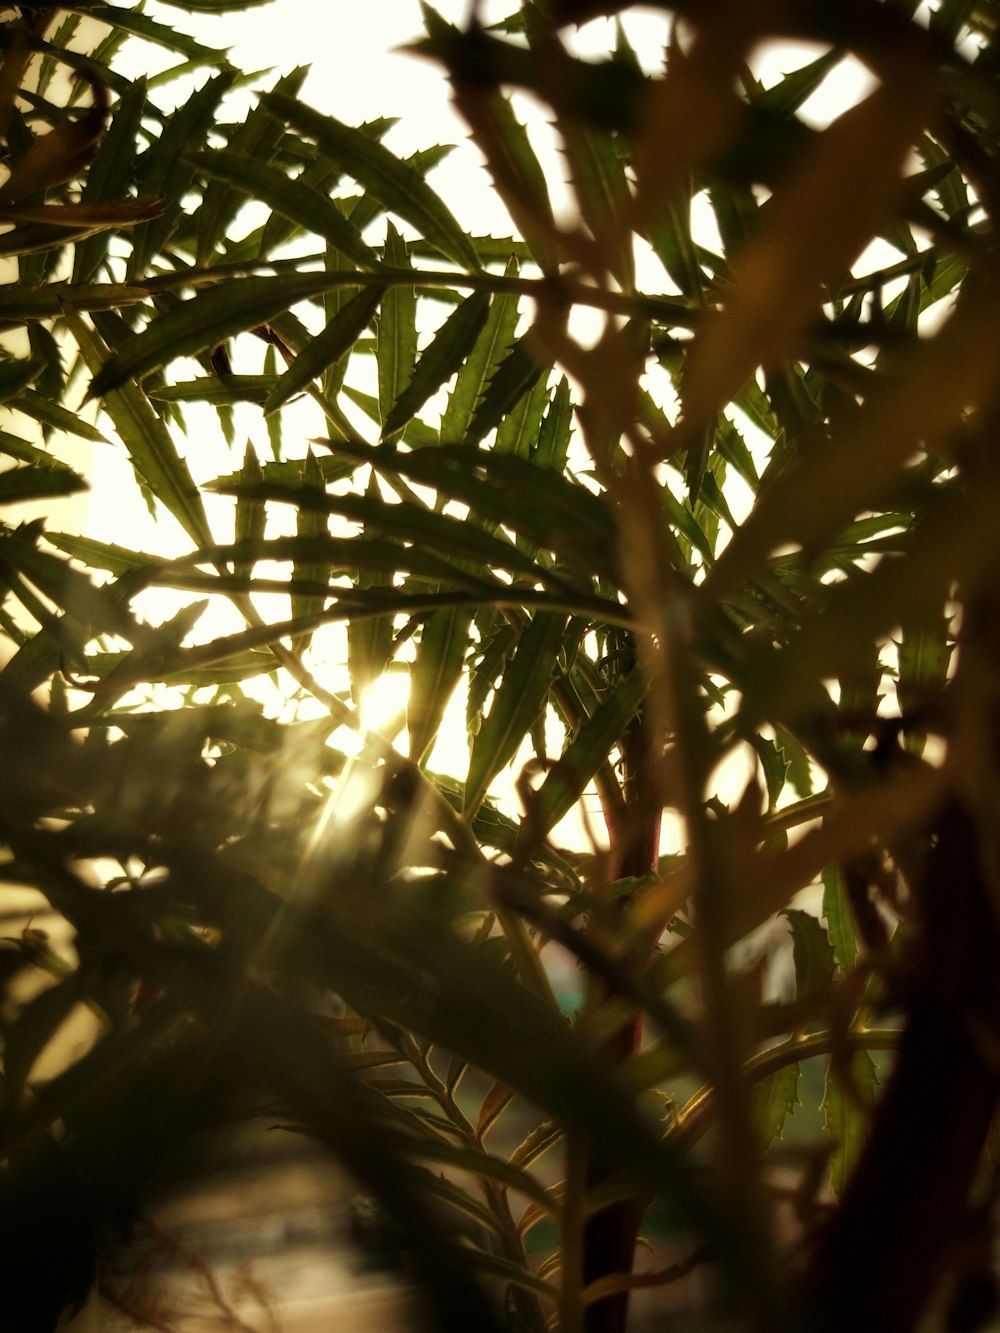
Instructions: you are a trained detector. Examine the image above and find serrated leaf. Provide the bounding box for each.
[262,91,481,272]
[783,908,837,1001]
[0,283,149,321]
[750,1060,800,1152]
[752,734,788,810]
[290,450,328,649]
[0,199,167,228]
[822,864,857,972]
[897,608,951,717]
[465,611,567,815]
[409,607,471,764]
[383,290,491,441]
[442,266,518,442]
[187,147,379,269]
[0,430,62,466]
[377,221,417,429]
[823,1050,879,1198]
[0,464,86,504]
[196,64,308,265]
[129,69,235,278]
[255,155,341,258]
[327,439,615,579]
[645,196,705,300]
[533,376,572,470]
[45,531,153,577]
[348,475,396,704]
[233,442,264,580]
[448,81,558,270]
[411,1168,507,1241]
[26,323,63,421]
[752,49,843,118]
[562,120,634,287]
[0,221,101,258]
[7,389,107,443]
[0,355,44,402]
[525,667,645,843]
[773,723,813,798]
[708,284,1000,607]
[214,478,563,588]
[466,332,547,447]
[82,645,273,687]
[87,272,377,399]
[64,305,212,548]
[58,3,230,63]
[69,73,151,282]
[495,369,548,459]
[146,375,278,405]
[264,284,384,415]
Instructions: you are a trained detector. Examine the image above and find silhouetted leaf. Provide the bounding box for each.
[262,91,482,271]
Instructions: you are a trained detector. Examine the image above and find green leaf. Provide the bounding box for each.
[466,332,547,447]
[129,69,236,278]
[377,221,418,431]
[214,478,564,588]
[562,120,634,287]
[262,92,481,272]
[255,155,342,258]
[782,908,837,1001]
[264,285,384,415]
[683,72,933,426]
[646,196,706,301]
[465,611,567,815]
[525,668,645,843]
[752,734,788,810]
[45,531,153,577]
[64,305,213,548]
[327,439,616,579]
[452,89,558,271]
[187,147,379,270]
[773,723,813,798]
[750,1060,800,1152]
[290,450,329,649]
[0,464,86,504]
[195,64,308,265]
[7,390,108,443]
[533,376,572,471]
[441,270,517,441]
[58,4,230,64]
[822,864,857,972]
[0,283,149,322]
[72,75,148,282]
[0,430,65,466]
[495,369,549,459]
[0,355,44,402]
[383,291,491,441]
[233,443,264,580]
[87,272,378,400]
[146,375,278,405]
[752,49,844,118]
[409,607,471,764]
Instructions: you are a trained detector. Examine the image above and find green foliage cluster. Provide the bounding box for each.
[2,1,1000,1330]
